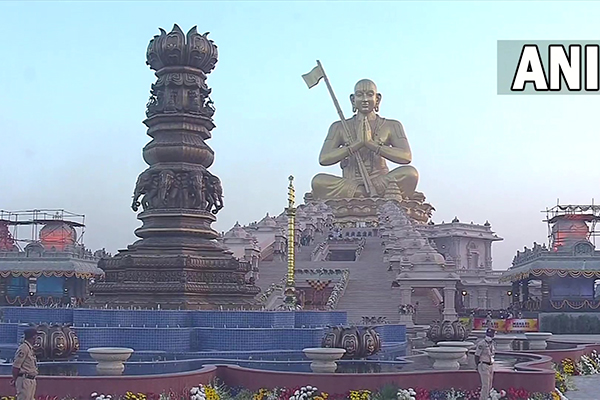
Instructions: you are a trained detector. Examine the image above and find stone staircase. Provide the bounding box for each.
[257,236,400,323]
[333,237,399,323]
[256,233,326,292]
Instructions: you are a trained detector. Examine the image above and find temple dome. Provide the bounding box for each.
[257,213,277,228]
[39,221,77,250]
[224,222,251,239]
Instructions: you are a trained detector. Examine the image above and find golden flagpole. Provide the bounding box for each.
[279,175,301,310]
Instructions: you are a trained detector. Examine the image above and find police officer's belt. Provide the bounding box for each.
[480,361,492,365]
[18,373,36,380]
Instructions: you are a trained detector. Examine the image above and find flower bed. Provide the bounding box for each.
[551,350,600,398]
[6,381,564,400]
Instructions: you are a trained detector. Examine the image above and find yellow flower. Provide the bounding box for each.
[552,391,560,400]
[205,387,220,400]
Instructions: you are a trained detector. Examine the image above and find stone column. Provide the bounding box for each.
[512,281,521,305]
[443,285,458,321]
[477,288,488,309]
[522,280,530,302]
[484,241,493,270]
[541,279,551,311]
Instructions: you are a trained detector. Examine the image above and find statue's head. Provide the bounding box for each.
[350,79,381,115]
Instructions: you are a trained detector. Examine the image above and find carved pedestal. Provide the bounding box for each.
[322,196,433,227]
[88,25,259,309]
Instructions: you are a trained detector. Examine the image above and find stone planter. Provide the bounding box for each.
[303,347,346,373]
[524,332,553,350]
[436,341,474,364]
[494,335,516,351]
[88,347,134,375]
[424,346,468,370]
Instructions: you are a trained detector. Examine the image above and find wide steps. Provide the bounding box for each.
[257,237,401,323]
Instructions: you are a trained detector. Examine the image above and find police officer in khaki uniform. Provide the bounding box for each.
[474,327,496,400]
[11,327,39,400]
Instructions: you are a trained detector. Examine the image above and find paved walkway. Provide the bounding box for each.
[566,375,600,400]
[532,335,600,399]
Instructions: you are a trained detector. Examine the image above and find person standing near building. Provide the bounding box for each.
[11,327,38,400]
[475,328,496,400]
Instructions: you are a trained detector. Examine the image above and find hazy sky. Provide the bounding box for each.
[2,1,599,271]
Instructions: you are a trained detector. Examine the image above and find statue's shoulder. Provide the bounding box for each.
[331,117,355,126]
[381,117,404,128]
[328,118,353,131]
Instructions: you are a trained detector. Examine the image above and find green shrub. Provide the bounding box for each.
[541,313,600,334]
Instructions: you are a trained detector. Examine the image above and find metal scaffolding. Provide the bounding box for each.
[0,209,86,250]
[543,201,600,249]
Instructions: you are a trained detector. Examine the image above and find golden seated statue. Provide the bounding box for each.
[311,79,423,203]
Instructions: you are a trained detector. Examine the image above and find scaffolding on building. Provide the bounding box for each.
[0,209,86,251]
[542,201,600,250]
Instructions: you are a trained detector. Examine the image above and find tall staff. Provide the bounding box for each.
[302,60,375,196]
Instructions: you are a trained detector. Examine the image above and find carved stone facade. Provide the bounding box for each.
[88,25,259,309]
[379,201,460,325]
[416,219,510,311]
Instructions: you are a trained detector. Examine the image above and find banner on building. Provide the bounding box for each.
[505,318,539,332]
[466,318,538,332]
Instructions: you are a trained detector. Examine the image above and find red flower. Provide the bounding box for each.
[415,388,430,400]
[506,387,529,400]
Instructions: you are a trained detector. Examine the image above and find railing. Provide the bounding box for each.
[259,242,275,261]
[310,241,328,261]
[324,269,350,310]
[361,316,388,325]
[255,278,285,308]
[355,238,366,258]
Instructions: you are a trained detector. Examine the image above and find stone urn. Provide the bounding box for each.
[437,341,474,364]
[524,332,553,350]
[427,320,470,343]
[423,346,468,370]
[303,347,346,373]
[494,335,516,351]
[88,347,134,375]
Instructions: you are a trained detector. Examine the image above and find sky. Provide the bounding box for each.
[2,1,600,271]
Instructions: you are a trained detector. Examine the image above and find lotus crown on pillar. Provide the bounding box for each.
[145,26,218,123]
[146,25,218,73]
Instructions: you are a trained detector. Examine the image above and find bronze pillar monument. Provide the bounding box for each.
[89,25,260,309]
